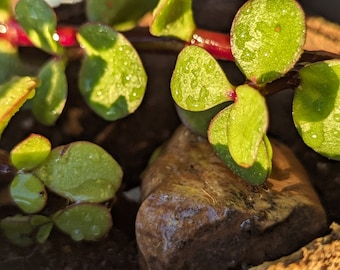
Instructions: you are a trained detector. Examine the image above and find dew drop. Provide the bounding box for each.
[311,134,317,139]
[190,80,198,89]
[71,229,84,241]
[91,224,101,236]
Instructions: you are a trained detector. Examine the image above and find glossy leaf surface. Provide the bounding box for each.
[227,84,268,167]
[10,133,51,170]
[10,173,47,213]
[208,106,271,185]
[293,60,340,160]
[231,0,305,85]
[171,46,235,111]
[15,0,63,54]
[33,141,122,203]
[150,0,196,42]
[53,203,112,241]
[32,58,67,125]
[0,76,36,138]
[86,0,158,31]
[77,24,147,121]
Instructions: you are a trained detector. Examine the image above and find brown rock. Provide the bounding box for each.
[250,223,340,270]
[135,126,327,269]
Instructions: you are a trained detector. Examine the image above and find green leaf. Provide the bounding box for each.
[10,133,51,170]
[208,106,271,185]
[10,173,47,214]
[0,40,26,84]
[231,0,305,85]
[15,0,63,55]
[0,76,36,138]
[52,203,112,241]
[33,141,123,203]
[0,215,35,246]
[86,0,158,31]
[32,58,67,125]
[176,103,230,137]
[77,24,147,121]
[293,60,340,160]
[171,46,235,111]
[227,84,268,167]
[0,215,52,246]
[150,0,196,42]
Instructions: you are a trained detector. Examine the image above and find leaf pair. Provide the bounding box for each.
[171,45,271,184]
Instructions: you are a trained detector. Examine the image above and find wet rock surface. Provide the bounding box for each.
[136,126,327,269]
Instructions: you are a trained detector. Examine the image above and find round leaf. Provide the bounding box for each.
[52,203,112,241]
[171,46,235,111]
[293,60,340,160]
[15,0,63,55]
[227,84,268,167]
[10,133,51,170]
[77,24,147,121]
[10,173,47,214]
[33,141,122,203]
[0,215,34,246]
[208,106,272,185]
[0,76,36,138]
[150,0,196,42]
[231,0,305,85]
[32,58,67,126]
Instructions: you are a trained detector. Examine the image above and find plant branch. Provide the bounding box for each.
[0,18,234,60]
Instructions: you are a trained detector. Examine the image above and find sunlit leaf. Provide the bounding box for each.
[33,141,122,203]
[15,0,63,54]
[86,0,158,31]
[77,23,147,121]
[52,203,112,241]
[171,46,235,111]
[10,173,47,214]
[231,0,305,85]
[227,84,268,167]
[208,106,271,185]
[150,0,196,42]
[32,58,67,125]
[10,133,51,170]
[0,76,36,138]
[293,60,340,160]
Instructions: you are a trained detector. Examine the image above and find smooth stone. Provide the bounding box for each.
[136,126,327,269]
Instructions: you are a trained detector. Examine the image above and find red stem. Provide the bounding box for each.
[0,18,234,61]
[189,29,234,61]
